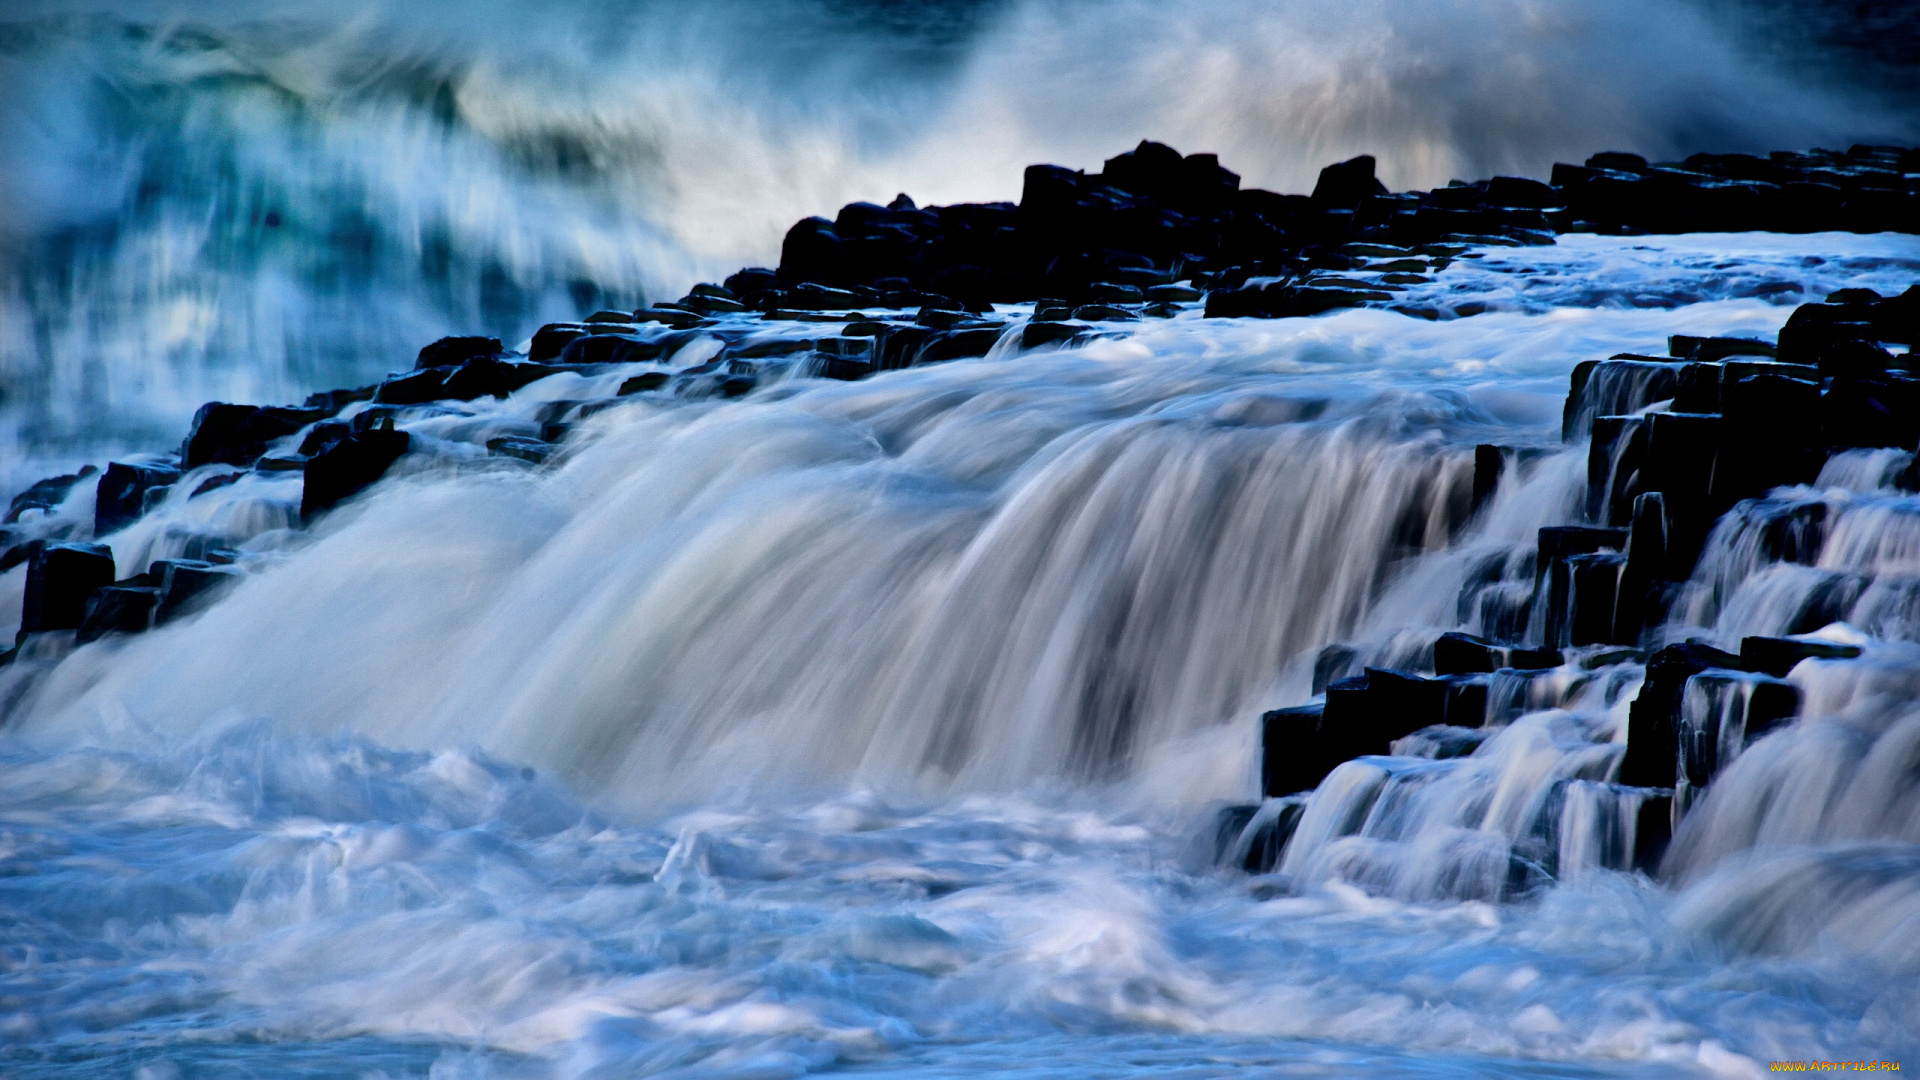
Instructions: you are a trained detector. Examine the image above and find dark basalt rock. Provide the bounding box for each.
[1433,631,1504,675]
[1667,335,1776,363]
[1676,672,1799,812]
[486,436,552,464]
[183,403,329,468]
[618,372,670,395]
[1311,155,1389,210]
[415,336,502,370]
[76,586,160,644]
[915,327,1007,364]
[298,422,351,457]
[374,369,449,406]
[94,462,181,536]
[6,466,99,524]
[21,542,116,637]
[560,333,668,365]
[439,359,556,401]
[1261,703,1340,797]
[1620,642,1740,789]
[303,386,376,413]
[732,140,1920,322]
[1,540,44,573]
[1485,175,1558,209]
[301,421,411,520]
[1739,635,1864,678]
[809,354,875,381]
[1262,665,1492,799]
[529,324,589,363]
[152,559,242,624]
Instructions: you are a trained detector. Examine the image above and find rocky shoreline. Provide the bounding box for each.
[3,142,1919,880]
[1228,282,1920,885]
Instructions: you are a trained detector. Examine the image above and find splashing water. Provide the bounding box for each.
[1,0,1914,467]
[6,229,1920,1074]
[5,1,1920,1076]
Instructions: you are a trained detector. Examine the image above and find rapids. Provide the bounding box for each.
[6,1,1920,1077]
[5,234,1920,1076]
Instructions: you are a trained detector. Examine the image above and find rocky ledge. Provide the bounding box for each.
[1224,281,1920,887]
[4,139,1919,743]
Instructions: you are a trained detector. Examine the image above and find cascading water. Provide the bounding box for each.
[6,2,1920,1078]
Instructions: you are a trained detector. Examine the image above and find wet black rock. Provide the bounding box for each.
[560,334,669,366]
[183,404,328,468]
[415,336,503,370]
[76,586,160,644]
[486,436,552,464]
[1620,642,1741,789]
[440,359,557,401]
[20,542,116,637]
[529,324,589,363]
[301,421,411,520]
[303,386,376,413]
[374,369,448,406]
[152,559,242,624]
[1261,704,1340,797]
[1739,635,1864,678]
[6,466,99,523]
[94,462,181,536]
[618,372,670,395]
[1310,155,1389,210]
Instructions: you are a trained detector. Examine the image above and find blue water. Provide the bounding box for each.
[4,2,1920,1077]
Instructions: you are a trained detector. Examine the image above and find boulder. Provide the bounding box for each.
[1739,635,1863,677]
[808,353,876,381]
[415,336,501,370]
[303,386,376,413]
[1668,335,1775,361]
[151,560,242,624]
[76,586,160,644]
[1676,670,1799,815]
[1485,175,1558,208]
[1433,630,1498,675]
[779,218,843,286]
[1714,372,1823,505]
[298,422,351,457]
[1821,372,1920,449]
[529,324,588,363]
[373,369,449,406]
[486,436,552,464]
[558,334,667,365]
[94,462,181,536]
[6,466,99,523]
[301,420,411,520]
[914,327,1005,365]
[1620,642,1740,788]
[182,404,329,468]
[440,359,554,401]
[1310,155,1388,210]
[1586,151,1648,171]
[1261,704,1343,797]
[618,372,670,395]
[20,542,116,636]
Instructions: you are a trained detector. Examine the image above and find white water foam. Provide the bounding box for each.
[5,234,1920,1075]
[2,0,1913,467]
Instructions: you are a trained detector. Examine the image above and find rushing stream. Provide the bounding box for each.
[5,2,1920,1078]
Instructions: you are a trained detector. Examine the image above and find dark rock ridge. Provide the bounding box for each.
[1235,281,1918,882]
[2,137,1918,828]
[741,140,1919,320]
